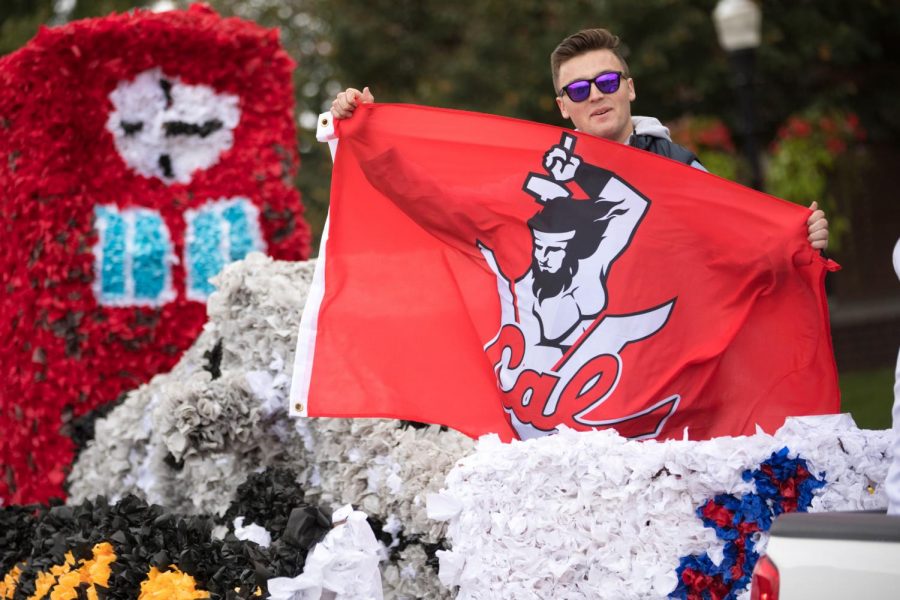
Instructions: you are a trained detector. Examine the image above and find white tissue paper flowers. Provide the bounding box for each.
[429,416,890,599]
[268,505,384,600]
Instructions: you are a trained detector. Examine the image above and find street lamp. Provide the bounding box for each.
[713,0,763,190]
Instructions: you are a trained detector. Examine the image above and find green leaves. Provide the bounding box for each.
[7,0,895,251]
[765,108,865,250]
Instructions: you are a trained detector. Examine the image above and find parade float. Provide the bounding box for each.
[2,251,889,599]
[0,4,310,507]
[0,7,891,600]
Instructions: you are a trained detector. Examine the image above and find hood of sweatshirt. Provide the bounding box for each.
[572,116,670,143]
[629,116,671,143]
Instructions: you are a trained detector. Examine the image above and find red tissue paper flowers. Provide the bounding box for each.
[0,5,311,505]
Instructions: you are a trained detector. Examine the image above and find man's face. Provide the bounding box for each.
[555,49,636,144]
[533,230,572,273]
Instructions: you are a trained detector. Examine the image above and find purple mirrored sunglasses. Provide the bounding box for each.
[559,71,626,102]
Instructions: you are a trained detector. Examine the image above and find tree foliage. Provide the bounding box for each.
[313,0,899,140]
[4,0,899,249]
[305,0,899,247]
[0,0,56,56]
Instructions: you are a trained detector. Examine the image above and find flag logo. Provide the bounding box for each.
[479,133,678,439]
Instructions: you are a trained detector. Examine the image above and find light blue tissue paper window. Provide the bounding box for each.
[188,208,224,297]
[223,200,255,261]
[187,199,263,298]
[132,211,168,300]
[96,206,126,298]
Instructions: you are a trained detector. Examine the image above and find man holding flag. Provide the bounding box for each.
[296,28,838,442]
[331,28,829,251]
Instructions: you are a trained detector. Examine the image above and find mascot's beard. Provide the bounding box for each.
[532,256,578,302]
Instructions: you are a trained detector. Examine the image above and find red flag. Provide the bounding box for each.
[290,104,840,442]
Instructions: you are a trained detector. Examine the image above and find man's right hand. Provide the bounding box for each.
[331,86,375,119]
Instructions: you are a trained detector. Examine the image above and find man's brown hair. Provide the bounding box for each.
[550,28,630,91]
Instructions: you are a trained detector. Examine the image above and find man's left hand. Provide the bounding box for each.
[807,201,829,251]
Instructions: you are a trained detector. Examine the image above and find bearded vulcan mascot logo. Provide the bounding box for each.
[479,133,679,440]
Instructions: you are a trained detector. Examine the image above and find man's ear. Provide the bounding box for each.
[627,77,636,102]
[556,95,569,120]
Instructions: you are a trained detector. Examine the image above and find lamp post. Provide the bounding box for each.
[713,0,763,190]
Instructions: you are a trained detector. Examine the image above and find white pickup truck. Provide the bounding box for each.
[751,510,900,598]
